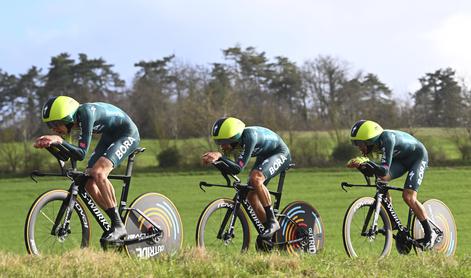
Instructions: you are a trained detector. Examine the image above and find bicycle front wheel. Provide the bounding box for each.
[196,198,250,253]
[343,197,393,258]
[412,199,457,256]
[124,192,183,259]
[24,189,91,255]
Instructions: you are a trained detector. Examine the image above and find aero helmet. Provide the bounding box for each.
[350,120,384,146]
[211,117,245,145]
[42,96,80,128]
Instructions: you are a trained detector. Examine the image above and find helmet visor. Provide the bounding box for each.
[46,120,65,129]
[214,138,239,145]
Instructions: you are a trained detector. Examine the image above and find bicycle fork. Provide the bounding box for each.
[217,200,241,244]
[362,194,384,239]
[51,186,80,239]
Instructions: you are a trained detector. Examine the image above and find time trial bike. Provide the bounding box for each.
[341,172,457,257]
[196,160,325,255]
[24,143,183,259]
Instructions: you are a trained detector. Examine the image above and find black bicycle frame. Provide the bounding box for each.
[342,181,417,240]
[212,169,289,240]
[39,147,143,237]
[367,185,414,236]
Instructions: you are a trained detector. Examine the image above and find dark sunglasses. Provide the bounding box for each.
[46,121,64,129]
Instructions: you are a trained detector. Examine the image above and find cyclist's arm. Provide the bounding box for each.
[62,109,94,161]
[364,134,395,177]
[219,141,255,175]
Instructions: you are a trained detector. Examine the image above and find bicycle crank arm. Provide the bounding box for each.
[107,233,162,247]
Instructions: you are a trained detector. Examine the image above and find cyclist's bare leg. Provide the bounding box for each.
[85,179,107,210]
[402,189,426,221]
[247,191,266,223]
[89,157,126,241]
[249,170,271,208]
[89,157,116,209]
[249,170,279,238]
[403,188,434,247]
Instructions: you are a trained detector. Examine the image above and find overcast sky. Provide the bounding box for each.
[1,0,471,99]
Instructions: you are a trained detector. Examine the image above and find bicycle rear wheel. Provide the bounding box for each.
[412,199,457,256]
[124,192,183,259]
[275,201,324,255]
[196,198,250,253]
[342,197,393,257]
[25,189,91,255]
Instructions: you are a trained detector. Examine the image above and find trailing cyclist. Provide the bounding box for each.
[346,119,436,250]
[202,117,291,239]
[34,96,140,243]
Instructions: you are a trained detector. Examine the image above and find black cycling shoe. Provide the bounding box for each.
[417,232,438,251]
[101,225,127,243]
[260,219,280,239]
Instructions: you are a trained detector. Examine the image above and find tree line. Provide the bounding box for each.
[1,45,471,143]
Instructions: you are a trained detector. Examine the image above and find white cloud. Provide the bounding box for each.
[425,12,471,83]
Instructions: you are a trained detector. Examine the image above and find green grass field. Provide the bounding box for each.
[0,168,471,276]
[1,167,470,255]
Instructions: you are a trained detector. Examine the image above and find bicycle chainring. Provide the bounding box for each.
[395,231,412,254]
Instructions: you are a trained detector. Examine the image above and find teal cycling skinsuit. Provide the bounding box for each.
[219,126,291,184]
[61,102,140,168]
[377,130,428,191]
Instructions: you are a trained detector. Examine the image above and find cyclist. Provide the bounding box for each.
[346,119,436,249]
[202,117,291,239]
[34,96,140,243]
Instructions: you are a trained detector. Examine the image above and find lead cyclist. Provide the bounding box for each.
[346,120,437,249]
[34,96,140,243]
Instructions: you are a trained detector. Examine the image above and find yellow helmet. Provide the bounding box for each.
[42,96,80,127]
[350,120,383,146]
[211,117,245,145]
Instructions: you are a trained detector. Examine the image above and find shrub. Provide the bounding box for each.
[157,147,181,168]
[331,141,359,162]
[427,146,448,164]
[290,135,330,167]
[458,143,471,161]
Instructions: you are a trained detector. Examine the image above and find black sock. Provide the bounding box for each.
[420,219,432,240]
[105,207,123,227]
[264,206,274,223]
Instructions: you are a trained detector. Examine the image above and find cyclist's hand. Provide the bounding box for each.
[33,135,63,148]
[346,156,370,168]
[202,152,222,165]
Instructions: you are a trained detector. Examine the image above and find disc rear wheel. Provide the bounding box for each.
[124,192,183,259]
[412,199,457,256]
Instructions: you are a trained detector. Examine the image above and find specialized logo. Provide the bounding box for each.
[42,104,50,118]
[269,155,288,175]
[408,171,415,181]
[212,123,220,135]
[115,137,137,159]
[417,160,427,185]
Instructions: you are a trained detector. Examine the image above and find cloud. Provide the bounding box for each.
[425,12,471,82]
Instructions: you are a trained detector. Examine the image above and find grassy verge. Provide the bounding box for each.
[1,248,470,278]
